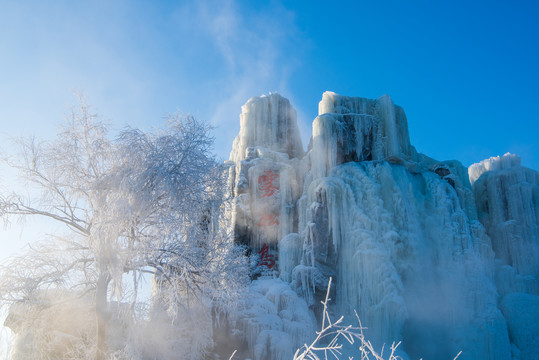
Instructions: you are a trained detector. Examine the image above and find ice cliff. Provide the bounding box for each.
[224,92,539,360]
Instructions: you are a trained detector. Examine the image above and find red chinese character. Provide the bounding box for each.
[257,213,280,228]
[258,170,279,198]
[258,243,275,269]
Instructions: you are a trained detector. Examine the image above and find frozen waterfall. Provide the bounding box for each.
[224,92,538,360]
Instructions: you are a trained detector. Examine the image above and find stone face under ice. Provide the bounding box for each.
[229,94,304,163]
[225,92,538,360]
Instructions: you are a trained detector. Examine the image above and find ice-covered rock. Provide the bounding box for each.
[468,154,539,359]
[229,93,304,163]
[227,93,305,278]
[225,92,538,360]
[469,153,522,185]
[296,161,508,358]
[499,293,539,360]
[311,92,418,179]
[470,155,539,292]
[225,278,316,360]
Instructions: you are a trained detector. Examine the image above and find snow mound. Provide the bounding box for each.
[229,278,316,360]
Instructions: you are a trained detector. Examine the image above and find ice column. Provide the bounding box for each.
[227,93,304,273]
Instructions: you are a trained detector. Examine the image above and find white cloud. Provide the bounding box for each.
[168,0,306,158]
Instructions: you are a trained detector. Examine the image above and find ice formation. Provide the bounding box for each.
[470,153,539,286]
[225,92,539,360]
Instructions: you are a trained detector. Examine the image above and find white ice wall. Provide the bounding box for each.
[469,153,522,185]
[300,93,516,359]
[471,154,539,284]
[229,94,304,163]
[470,154,539,359]
[225,92,537,360]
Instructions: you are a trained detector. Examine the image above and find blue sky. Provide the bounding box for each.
[0,0,538,259]
[1,0,537,169]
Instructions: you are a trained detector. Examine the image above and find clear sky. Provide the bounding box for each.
[0,0,538,256]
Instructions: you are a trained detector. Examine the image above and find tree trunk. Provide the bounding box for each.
[96,273,109,360]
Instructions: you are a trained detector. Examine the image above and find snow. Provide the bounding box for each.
[228,278,316,360]
[3,91,536,360]
[227,92,539,359]
[470,156,539,289]
[469,152,522,185]
[311,92,418,179]
[229,94,304,163]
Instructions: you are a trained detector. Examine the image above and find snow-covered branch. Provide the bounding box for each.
[0,98,248,359]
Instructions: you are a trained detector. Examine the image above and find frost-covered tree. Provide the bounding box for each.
[0,98,247,359]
